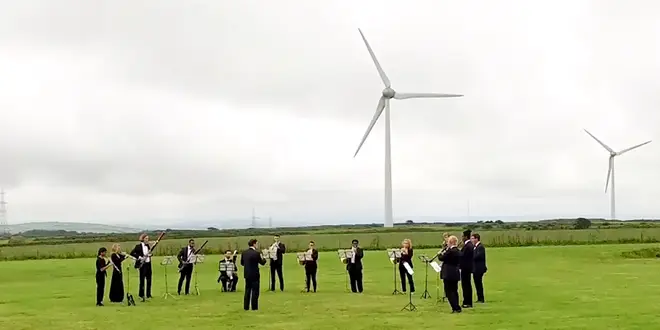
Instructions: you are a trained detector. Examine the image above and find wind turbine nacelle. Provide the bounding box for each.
[382,88,395,99]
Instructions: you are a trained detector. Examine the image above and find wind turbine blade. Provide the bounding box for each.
[605,157,613,193]
[354,97,387,158]
[583,129,614,153]
[617,140,652,155]
[394,92,463,100]
[358,29,391,88]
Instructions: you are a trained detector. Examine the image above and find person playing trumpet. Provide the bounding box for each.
[269,235,286,292]
[303,241,319,293]
[399,239,415,294]
[347,239,364,293]
[95,247,113,306]
[438,235,462,313]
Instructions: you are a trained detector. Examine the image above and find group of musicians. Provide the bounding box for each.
[93,231,487,314]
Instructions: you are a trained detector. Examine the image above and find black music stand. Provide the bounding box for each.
[387,249,403,295]
[418,255,432,299]
[191,254,204,295]
[429,260,446,304]
[400,261,417,311]
[161,256,176,299]
[261,249,277,292]
[124,264,136,306]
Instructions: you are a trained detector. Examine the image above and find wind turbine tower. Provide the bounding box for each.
[353,28,463,228]
[584,129,652,220]
[0,189,8,235]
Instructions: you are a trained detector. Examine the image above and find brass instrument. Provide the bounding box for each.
[296,252,306,265]
[269,242,280,261]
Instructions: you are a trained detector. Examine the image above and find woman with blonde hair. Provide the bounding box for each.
[438,235,462,313]
[399,239,415,293]
[108,243,126,303]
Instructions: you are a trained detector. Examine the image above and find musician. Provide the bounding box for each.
[95,247,112,306]
[471,233,487,303]
[399,239,415,294]
[218,250,239,292]
[441,232,449,251]
[109,243,126,303]
[347,239,364,293]
[129,233,153,301]
[269,234,286,292]
[176,239,195,295]
[304,241,319,293]
[241,239,267,311]
[460,229,474,308]
[438,235,462,313]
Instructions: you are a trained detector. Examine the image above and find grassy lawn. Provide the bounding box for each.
[1,244,659,330]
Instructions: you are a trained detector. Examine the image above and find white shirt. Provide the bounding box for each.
[465,239,471,245]
[141,243,151,263]
[475,241,480,247]
[187,246,194,262]
[351,247,356,263]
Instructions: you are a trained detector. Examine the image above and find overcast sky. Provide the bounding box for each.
[0,0,659,228]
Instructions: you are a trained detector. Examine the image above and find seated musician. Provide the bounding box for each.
[218,250,239,292]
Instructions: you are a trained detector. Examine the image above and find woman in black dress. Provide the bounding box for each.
[96,247,112,306]
[109,243,126,303]
[399,239,415,293]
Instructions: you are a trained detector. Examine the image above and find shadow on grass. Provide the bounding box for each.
[620,247,660,259]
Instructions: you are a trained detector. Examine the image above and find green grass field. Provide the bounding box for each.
[1,244,659,330]
[3,227,660,260]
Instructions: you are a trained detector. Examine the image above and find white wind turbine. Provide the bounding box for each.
[353,28,463,228]
[584,129,652,220]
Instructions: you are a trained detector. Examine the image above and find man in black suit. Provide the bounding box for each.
[460,229,474,308]
[268,235,286,292]
[438,235,463,313]
[129,233,153,301]
[471,233,487,303]
[240,239,267,311]
[347,239,364,293]
[176,239,195,295]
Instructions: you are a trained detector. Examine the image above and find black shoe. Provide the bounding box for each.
[462,304,473,308]
[476,300,485,303]
[96,303,103,306]
[147,296,152,299]
[140,297,146,302]
[452,309,462,313]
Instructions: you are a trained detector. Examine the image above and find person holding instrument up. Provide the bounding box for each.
[347,239,364,293]
[95,247,113,306]
[303,241,319,293]
[438,235,462,313]
[399,238,415,294]
[269,235,286,292]
[177,239,195,295]
[130,233,153,301]
[109,244,127,303]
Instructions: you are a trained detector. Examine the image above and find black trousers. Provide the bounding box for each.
[243,279,260,310]
[95,274,105,304]
[177,266,192,294]
[138,262,152,298]
[270,263,284,291]
[473,271,485,302]
[460,269,473,305]
[305,266,317,292]
[443,279,461,312]
[220,275,239,292]
[348,267,363,293]
[399,265,415,293]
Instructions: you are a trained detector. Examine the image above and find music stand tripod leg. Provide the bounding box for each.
[421,261,431,299]
[392,262,401,295]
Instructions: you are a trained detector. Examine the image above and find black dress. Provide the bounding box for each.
[109,253,126,303]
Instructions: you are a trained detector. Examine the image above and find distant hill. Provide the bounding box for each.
[7,222,141,234]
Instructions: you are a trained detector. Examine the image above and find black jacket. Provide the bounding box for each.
[241,247,266,281]
[438,246,461,281]
[473,243,488,275]
[269,242,286,266]
[129,243,150,268]
[177,246,194,269]
[304,249,319,269]
[460,240,474,272]
[346,247,364,271]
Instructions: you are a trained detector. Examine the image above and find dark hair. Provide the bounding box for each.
[98,247,107,255]
[225,250,232,254]
[463,229,472,238]
[274,234,280,238]
[248,239,258,247]
[189,239,194,244]
[471,233,481,241]
[309,240,315,244]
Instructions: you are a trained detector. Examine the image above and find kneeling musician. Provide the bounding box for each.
[218,250,239,292]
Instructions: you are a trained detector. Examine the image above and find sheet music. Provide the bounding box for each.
[430,261,441,273]
[403,261,414,275]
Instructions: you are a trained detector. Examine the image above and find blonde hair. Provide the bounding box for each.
[111,243,121,253]
[447,235,458,245]
[443,232,450,238]
[402,239,412,248]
